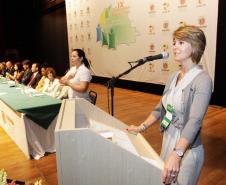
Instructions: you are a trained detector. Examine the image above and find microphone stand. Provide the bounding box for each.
[106,59,146,116]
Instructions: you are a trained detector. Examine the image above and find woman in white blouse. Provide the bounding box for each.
[42,67,60,98]
[60,49,91,99]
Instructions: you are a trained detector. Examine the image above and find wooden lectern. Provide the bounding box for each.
[55,98,164,185]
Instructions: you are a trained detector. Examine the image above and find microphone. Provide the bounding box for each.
[144,52,169,62]
[128,52,169,67]
[132,52,169,65]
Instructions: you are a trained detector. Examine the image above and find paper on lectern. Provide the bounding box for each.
[90,120,139,155]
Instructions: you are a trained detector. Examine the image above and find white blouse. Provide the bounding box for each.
[68,64,92,99]
[42,78,60,98]
[162,66,203,113]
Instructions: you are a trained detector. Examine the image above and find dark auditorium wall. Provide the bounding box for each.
[1,0,35,61]
[0,0,69,76]
[211,0,226,106]
[33,3,69,76]
[0,1,4,59]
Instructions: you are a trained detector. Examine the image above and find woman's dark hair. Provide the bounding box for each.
[22,59,31,67]
[40,62,49,69]
[72,49,90,68]
[15,62,23,72]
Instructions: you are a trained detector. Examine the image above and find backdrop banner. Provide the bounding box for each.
[65,0,218,85]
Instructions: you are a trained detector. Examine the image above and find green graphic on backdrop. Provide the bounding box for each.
[96,5,136,49]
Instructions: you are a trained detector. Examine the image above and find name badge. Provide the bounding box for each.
[160,104,173,129]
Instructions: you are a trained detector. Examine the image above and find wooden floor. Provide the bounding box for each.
[1,83,226,185]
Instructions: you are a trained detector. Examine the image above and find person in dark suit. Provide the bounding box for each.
[21,59,32,85]
[5,60,15,77]
[27,63,41,89]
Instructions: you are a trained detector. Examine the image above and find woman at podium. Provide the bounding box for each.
[127,25,212,185]
[60,49,92,100]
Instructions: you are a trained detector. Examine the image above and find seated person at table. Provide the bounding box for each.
[21,59,32,85]
[56,67,77,99]
[27,63,41,89]
[0,62,6,77]
[60,49,91,100]
[36,64,49,92]
[7,62,24,83]
[5,60,15,77]
[42,67,60,98]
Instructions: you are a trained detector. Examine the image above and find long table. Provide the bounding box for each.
[0,78,61,159]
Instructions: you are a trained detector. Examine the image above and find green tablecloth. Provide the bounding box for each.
[0,79,61,129]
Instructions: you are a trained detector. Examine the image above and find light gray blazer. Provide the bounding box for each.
[152,71,213,148]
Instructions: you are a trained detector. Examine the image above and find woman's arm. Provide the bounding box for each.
[126,102,162,133]
[127,113,159,133]
[64,80,89,93]
[7,72,16,80]
[60,69,91,93]
[15,71,24,83]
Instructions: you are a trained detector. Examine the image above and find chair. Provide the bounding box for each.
[88,90,97,105]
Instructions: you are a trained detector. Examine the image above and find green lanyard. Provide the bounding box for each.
[160,104,173,129]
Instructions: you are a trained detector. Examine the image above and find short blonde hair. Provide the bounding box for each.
[173,25,206,64]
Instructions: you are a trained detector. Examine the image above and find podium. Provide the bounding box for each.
[55,98,164,185]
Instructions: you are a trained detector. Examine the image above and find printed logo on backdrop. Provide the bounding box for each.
[86,20,90,28]
[162,21,170,32]
[80,9,84,16]
[197,0,206,7]
[149,25,155,35]
[178,0,188,8]
[69,24,73,31]
[87,48,91,55]
[86,7,90,15]
[162,44,169,52]
[162,43,169,71]
[81,34,85,42]
[81,21,84,28]
[198,16,207,28]
[149,43,156,53]
[75,34,79,42]
[149,4,156,14]
[162,62,169,72]
[87,33,92,40]
[149,63,155,72]
[74,10,77,17]
[162,44,170,72]
[96,3,137,49]
[163,1,170,13]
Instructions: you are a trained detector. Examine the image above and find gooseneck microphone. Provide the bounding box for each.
[144,52,169,61]
[136,52,169,64]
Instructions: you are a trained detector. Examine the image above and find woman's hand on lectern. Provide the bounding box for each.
[126,124,145,134]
